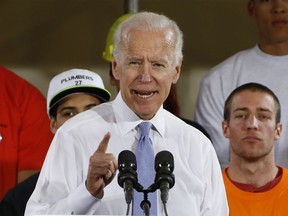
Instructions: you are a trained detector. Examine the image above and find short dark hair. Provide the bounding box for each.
[224,82,281,124]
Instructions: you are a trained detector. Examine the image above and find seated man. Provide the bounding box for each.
[221,82,288,215]
[0,68,111,216]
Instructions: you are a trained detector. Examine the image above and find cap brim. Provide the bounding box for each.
[49,86,111,115]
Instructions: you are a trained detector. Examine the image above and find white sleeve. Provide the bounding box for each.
[200,141,229,216]
[25,130,100,215]
[194,72,230,168]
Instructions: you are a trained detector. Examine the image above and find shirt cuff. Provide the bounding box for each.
[68,182,100,214]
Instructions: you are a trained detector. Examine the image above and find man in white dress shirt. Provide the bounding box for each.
[25,12,228,216]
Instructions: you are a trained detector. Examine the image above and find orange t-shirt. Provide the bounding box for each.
[0,66,53,199]
[222,167,288,216]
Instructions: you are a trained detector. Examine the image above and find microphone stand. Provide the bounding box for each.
[140,190,151,216]
[131,182,170,216]
[135,184,156,216]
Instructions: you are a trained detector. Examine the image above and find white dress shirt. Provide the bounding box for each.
[25,92,228,216]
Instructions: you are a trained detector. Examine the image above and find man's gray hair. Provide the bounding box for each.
[113,11,183,65]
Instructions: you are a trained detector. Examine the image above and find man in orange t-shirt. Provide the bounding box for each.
[221,82,288,215]
[0,65,53,199]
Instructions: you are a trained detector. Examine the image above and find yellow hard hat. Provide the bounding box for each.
[102,13,134,62]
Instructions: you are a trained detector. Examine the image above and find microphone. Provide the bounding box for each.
[154,150,175,204]
[117,150,138,205]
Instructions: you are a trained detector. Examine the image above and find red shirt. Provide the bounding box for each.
[0,66,53,199]
[224,167,282,192]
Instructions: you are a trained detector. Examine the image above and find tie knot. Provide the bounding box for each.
[139,122,152,137]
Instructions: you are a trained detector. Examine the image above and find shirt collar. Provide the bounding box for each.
[112,92,165,137]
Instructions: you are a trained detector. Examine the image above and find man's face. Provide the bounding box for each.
[249,0,288,45]
[50,93,101,133]
[222,90,282,161]
[112,29,181,120]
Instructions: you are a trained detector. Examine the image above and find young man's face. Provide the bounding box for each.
[50,93,101,133]
[222,90,282,161]
[248,0,288,45]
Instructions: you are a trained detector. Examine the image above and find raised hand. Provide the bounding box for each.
[86,132,118,198]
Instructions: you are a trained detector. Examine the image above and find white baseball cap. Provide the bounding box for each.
[47,69,111,116]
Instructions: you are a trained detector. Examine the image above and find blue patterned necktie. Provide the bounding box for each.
[133,122,157,215]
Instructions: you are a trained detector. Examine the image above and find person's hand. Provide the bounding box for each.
[86,132,118,198]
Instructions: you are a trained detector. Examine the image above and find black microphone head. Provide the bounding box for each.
[118,150,137,171]
[155,150,174,172]
[117,150,138,188]
[154,150,175,189]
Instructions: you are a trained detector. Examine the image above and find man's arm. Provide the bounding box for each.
[201,142,229,215]
[25,131,118,215]
[25,131,97,215]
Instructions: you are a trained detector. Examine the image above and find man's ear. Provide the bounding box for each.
[222,120,230,138]
[172,62,182,84]
[247,0,255,18]
[112,59,120,81]
[274,123,283,140]
[50,118,57,134]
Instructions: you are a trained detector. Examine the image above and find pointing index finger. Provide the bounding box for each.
[96,132,111,154]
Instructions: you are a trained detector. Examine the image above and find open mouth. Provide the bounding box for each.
[133,90,156,99]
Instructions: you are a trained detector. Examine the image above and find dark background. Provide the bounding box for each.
[0,0,256,119]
